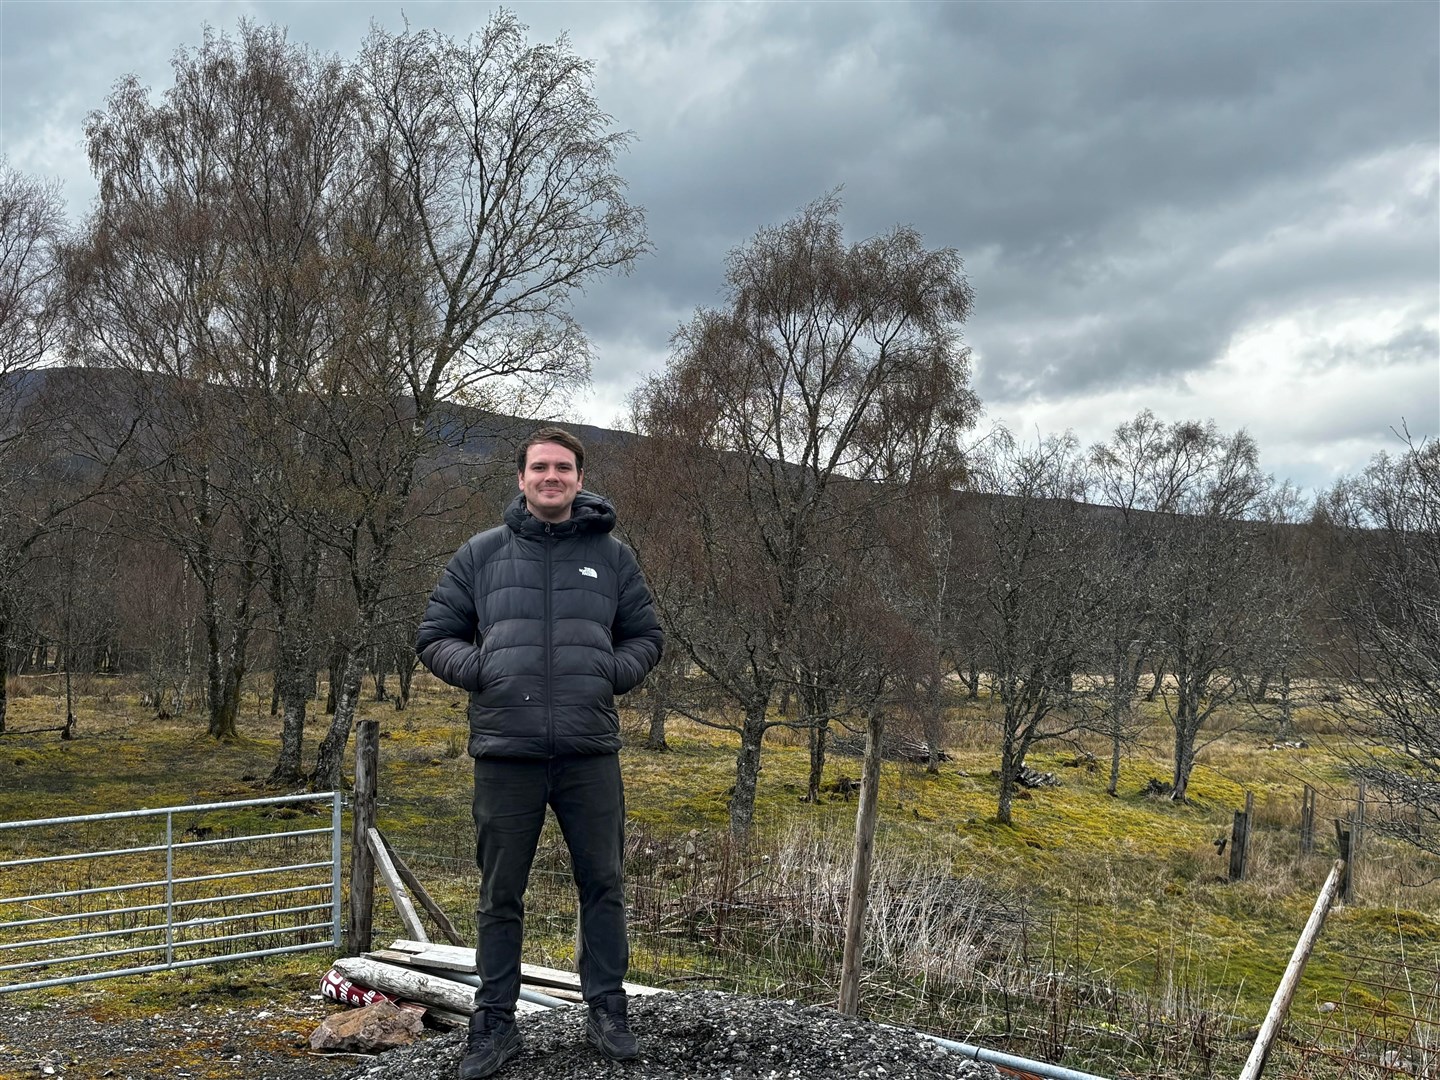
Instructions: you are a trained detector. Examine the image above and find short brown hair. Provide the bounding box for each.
[517,427,585,473]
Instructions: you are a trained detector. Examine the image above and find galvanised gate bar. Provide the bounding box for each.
[0,792,342,993]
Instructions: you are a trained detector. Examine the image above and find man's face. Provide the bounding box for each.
[519,441,582,523]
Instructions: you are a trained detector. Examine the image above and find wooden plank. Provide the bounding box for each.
[385,939,666,995]
[387,939,475,972]
[376,831,467,947]
[368,948,443,967]
[425,1008,469,1029]
[1238,860,1346,1080]
[367,828,428,943]
[519,962,665,997]
[516,962,580,989]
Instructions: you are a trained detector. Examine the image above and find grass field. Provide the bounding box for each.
[1,671,1436,1078]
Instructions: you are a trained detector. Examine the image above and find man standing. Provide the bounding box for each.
[416,428,663,1079]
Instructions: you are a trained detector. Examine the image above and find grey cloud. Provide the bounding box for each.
[561,0,1438,418]
[1,0,1433,490]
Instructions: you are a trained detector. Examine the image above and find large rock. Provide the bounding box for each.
[311,1000,425,1053]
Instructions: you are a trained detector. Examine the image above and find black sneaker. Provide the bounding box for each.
[585,991,639,1060]
[459,1012,521,1080]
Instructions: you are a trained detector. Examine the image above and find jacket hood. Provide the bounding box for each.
[505,490,616,537]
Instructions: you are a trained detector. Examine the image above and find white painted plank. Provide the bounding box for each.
[367,829,428,943]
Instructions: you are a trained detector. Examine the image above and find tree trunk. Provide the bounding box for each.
[325,643,344,714]
[966,659,980,700]
[800,676,830,802]
[728,701,768,840]
[271,631,316,784]
[201,548,254,742]
[204,589,226,734]
[270,677,280,716]
[1171,689,1199,802]
[806,715,830,803]
[1171,737,1196,802]
[1251,669,1273,705]
[312,643,367,792]
[1107,660,1129,797]
[395,656,415,712]
[645,684,668,750]
[1146,655,1167,702]
[996,734,1020,826]
[0,615,8,735]
[211,653,245,741]
[1279,671,1293,736]
[272,695,309,785]
[269,539,321,783]
[838,707,884,1016]
[62,653,76,741]
[921,674,944,774]
[1108,724,1122,797]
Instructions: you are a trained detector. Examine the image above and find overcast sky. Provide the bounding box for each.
[2,0,1435,495]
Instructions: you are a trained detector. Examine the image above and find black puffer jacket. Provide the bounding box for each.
[415,491,663,759]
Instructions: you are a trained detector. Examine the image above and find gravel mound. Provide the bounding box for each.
[343,991,1001,1080]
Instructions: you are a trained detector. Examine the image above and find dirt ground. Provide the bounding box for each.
[0,990,355,1080]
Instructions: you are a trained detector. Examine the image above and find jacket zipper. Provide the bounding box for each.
[544,523,554,756]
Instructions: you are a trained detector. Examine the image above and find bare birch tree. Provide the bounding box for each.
[968,430,1098,824]
[1319,435,1440,855]
[1087,410,1174,795]
[0,163,132,735]
[65,25,339,740]
[306,14,647,788]
[1134,417,1274,800]
[626,193,976,837]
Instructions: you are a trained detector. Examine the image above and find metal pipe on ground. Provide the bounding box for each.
[395,963,572,1012]
[909,1030,1111,1080]
[519,987,571,1010]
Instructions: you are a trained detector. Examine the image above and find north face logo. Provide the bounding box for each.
[579,567,598,578]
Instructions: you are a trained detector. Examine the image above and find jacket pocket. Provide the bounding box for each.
[609,653,638,697]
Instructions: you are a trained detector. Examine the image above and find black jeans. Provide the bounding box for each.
[471,753,628,1020]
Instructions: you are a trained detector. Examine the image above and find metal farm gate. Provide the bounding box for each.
[0,792,342,993]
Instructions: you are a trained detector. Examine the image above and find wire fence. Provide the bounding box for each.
[370,799,1440,1080]
[382,816,1218,1078]
[1270,949,1439,1079]
[4,780,1424,1078]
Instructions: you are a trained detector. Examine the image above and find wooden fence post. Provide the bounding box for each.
[838,708,885,1016]
[1300,785,1315,855]
[346,719,380,955]
[1354,780,1366,861]
[1332,818,1353,905]
[1229,790,1254,882]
